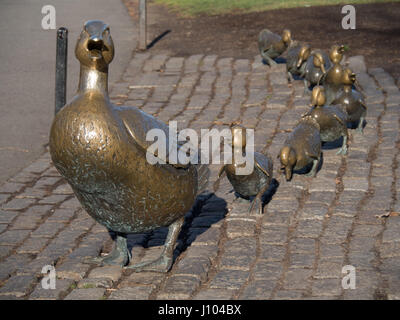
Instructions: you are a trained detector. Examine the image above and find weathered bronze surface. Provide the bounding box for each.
[279,116,321,181]
[320,45,346,104]
[332,68,367,133]
[303,50,331,94]
[304,86,349,155]
[218,125,273,215]
[49,20,208,272]
[286,42,311,81]
[258,29,292,66]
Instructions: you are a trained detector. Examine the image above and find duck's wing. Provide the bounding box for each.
[304,132,321,160]
[116,106,193,168]
[254,152,272,177]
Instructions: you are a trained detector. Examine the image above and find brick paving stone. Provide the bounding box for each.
[30,221,65,238]
[1,198,36,211]
[0,210,18,224]
[64,288,106,300]
[240,280,275,299]
[157,275,200,299]
[226,219,256,239]
[273,290,305,300]
[314,259,344,279]
[209,270,250,290]
[56,262,91,282]
[87,266,122,282]
[259,225,288,245]
[0,182,25,194]
[29,278,73,300]
[38,194,69,205]
[16,237,49,254]
[0,274,37,298]
[109,286,153,300]
[283,269,313,290]
[289,253,315,269]
[0,229,30,245]
[252,261,282,281]
[174,256,211,281]
[193,288,235,300]
[9,213,41,230]
[77,277,113,289]
[258,244,285,262]
[311,278,342,296]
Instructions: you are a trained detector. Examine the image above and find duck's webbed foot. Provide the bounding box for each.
[127,217,184,273]
[249,185,269,215]
[84,233,130,267]
[336,133,348,155]
[356,117,365,134]
[305,158,319,177]
[127,254,173,273]
[263,55,277,66]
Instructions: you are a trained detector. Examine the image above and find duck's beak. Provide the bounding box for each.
[87,36,104,60]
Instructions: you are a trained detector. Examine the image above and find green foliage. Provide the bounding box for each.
[154,0,399,16]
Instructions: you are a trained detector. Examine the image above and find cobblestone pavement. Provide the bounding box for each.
[1,51,400,300]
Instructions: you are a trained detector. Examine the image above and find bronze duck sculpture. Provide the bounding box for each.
[49,20,209,272]
[286,43,311,82]
[320,44,346,105]
[218,125,273,215]
[304,86,349,155]
[279,116,321,181]
[258,29,292,66]
[303,50,331,94]
[332,68,367,133]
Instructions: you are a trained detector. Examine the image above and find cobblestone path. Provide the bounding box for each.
[1,52,400,300]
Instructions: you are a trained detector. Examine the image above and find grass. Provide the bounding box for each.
[153,0,400,16]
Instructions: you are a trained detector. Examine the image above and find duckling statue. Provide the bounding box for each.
[303,50,331,95]
[258,29,292,66]
[332,68,367,134]
[49,20,209,272]
[320,44,346,104]
[279,116,321,181]
[286,43,311,82]
[217,125,273,215]
[304,86,349,155]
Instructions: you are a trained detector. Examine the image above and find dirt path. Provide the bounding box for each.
[124,1,400,79]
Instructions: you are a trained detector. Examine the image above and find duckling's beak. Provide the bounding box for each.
[87,36,104,60]
[296,58,303,68]
[338,45,345,54]
[321,63,326,74]
[349,72,356,82]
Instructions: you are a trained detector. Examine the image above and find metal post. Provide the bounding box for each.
[55,27,68,114]
[139,0,147,50]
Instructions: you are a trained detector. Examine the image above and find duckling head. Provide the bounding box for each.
[282,29,292,45]
[313,52,326,74]
[279,146,296,181]
[310,85,326,107]
[297,45,311,68]
[75,20,114,71]
[341,67,356,86]
[329,45,345,64]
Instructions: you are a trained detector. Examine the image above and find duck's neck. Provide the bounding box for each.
[78,64,109,96]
